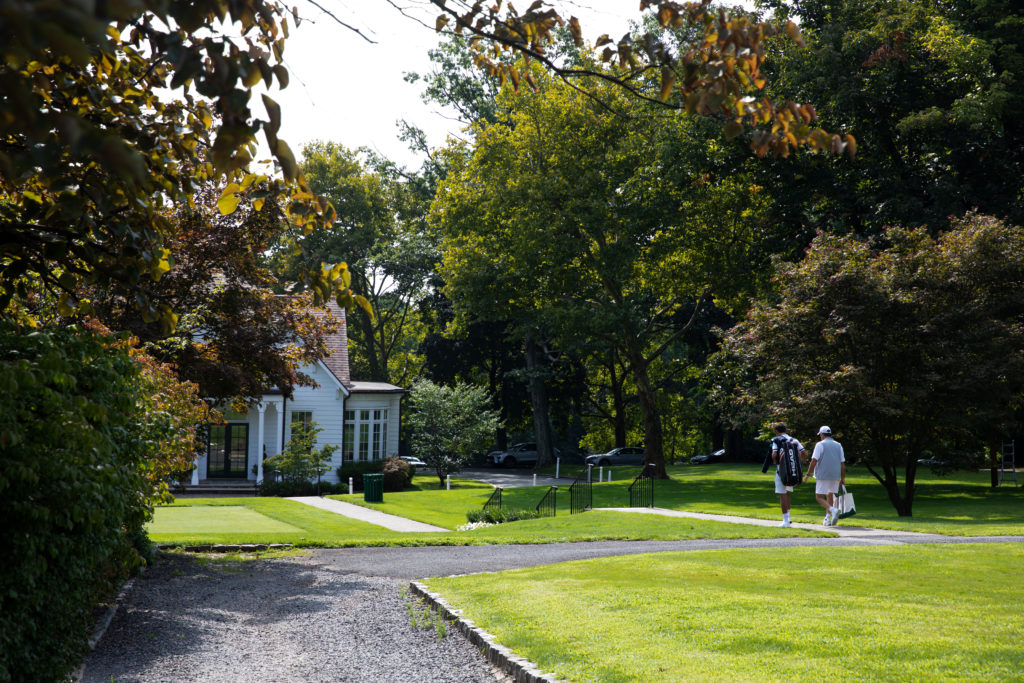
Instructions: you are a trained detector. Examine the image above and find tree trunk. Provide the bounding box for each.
[625,340,667,478]
[524,333,554,468]
[989,428,1000,488]
[611,363,627,448]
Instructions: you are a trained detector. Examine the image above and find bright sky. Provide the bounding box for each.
[261,1,755,169]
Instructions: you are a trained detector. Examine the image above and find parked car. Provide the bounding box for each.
[690,449,726,465]
[584,447,645,467]
[400,456,427,467]
[489,443,561,468]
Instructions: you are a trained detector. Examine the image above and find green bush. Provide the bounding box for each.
[255,479,347,497]
[382,457,413,492]
[465,508,542,524]
[335,461,386,492]
[0,324,152,682]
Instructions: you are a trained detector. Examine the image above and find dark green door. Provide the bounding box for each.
[208,423,249,478]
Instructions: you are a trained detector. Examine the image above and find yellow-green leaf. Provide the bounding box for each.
[217,193,240,215]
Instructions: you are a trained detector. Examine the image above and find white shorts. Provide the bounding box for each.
[775,472,793,494]
[815,479,840,495]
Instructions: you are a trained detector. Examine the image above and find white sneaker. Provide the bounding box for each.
[823,515,832,526]
[779,520,791,528]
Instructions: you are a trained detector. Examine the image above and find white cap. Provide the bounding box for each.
[818,425,832,435]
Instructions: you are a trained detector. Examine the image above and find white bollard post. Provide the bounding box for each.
[556,457,560,479]
[446,474,451,491]
[607,470,612,482]
[533,473,537,486]
[349,477,353,495]
[587,464,593,483]
[599,466,603,482]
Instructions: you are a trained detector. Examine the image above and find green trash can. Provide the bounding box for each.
[363,473,383,503]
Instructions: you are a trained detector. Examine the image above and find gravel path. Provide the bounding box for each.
[83,533,1024,681]
[81,552,505,682]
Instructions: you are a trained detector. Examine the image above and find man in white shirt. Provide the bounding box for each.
[805,425,846,526]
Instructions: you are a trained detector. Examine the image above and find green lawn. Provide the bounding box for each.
[148,497,819,547]
[426,542,1024,681]
[331,463,1024,536]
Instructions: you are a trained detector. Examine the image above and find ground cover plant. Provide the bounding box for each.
[147,498,818,548]
[426,543,1024,682]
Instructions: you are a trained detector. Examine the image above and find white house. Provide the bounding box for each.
[191,302,405,485]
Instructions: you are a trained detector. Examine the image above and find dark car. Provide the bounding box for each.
[690,448,726,465]
[584,446,645,467]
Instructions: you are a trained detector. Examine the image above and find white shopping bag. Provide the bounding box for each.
[835,485,856,520]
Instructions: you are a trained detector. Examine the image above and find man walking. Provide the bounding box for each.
[805,426,846,525]
[770,423,806,527]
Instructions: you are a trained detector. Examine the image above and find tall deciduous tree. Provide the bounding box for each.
[433,65,772,476]
[274,142,435,385]
[756,0,1024,235]
[713,214,1024,515]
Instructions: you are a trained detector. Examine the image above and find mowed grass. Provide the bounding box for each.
[333,464,1023,536]
[426,543,1024,682]
[148,497,819,547]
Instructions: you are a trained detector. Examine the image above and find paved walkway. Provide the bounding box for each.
[596,507,945,543]
[287,496,448,532]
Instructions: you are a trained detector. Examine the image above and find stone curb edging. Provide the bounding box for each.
[156,543,294,553]
[73,574,138,681]
[409,580,561,683]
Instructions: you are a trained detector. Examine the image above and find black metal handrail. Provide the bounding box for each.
[483,487,502,511]
[629,464,655,508]
[568,468,592,514]
[536,485,557,517]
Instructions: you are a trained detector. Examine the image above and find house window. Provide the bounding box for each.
[344,408,389,463]
[290,411,313,438]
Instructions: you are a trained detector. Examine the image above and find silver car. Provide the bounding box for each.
[585,446,645,467]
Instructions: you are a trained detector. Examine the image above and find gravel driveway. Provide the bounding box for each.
[81,552,505,682]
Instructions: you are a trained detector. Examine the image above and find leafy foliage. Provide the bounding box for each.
[713,214,1024,514]
[757,0,1024,234]
[264,420,337,485]
[0,324,162,681]
[432,0,855,158]
[406,379,501,484]
[0,0,358,326]
[382,456,414,492]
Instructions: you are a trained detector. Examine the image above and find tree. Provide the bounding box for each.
[274,142,435,385]
[431,0,855,159]
[406,379,500,485]
[712,214,1024,515]
[755,0,1024,235]
[264,420,338,492]
[0,0,361,326]
[87,181,339,401]
[433,64,773,476]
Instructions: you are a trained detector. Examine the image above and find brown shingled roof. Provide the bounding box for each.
[321,299,351,388]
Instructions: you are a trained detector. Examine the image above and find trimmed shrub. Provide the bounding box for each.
[465,508,542,524]
[382,457,412,492]
[335,461,385,492]
[256,479,346,497]
[0,324,151,682]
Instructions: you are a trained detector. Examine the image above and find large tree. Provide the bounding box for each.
[274,142,436,385]
[713,214,1024,515]
[433,64,773,476]
[755,0,1024,235]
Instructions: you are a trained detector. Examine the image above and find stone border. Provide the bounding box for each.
[157,543,294,552]
[409,580,561,683]
[73,575,138,681]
